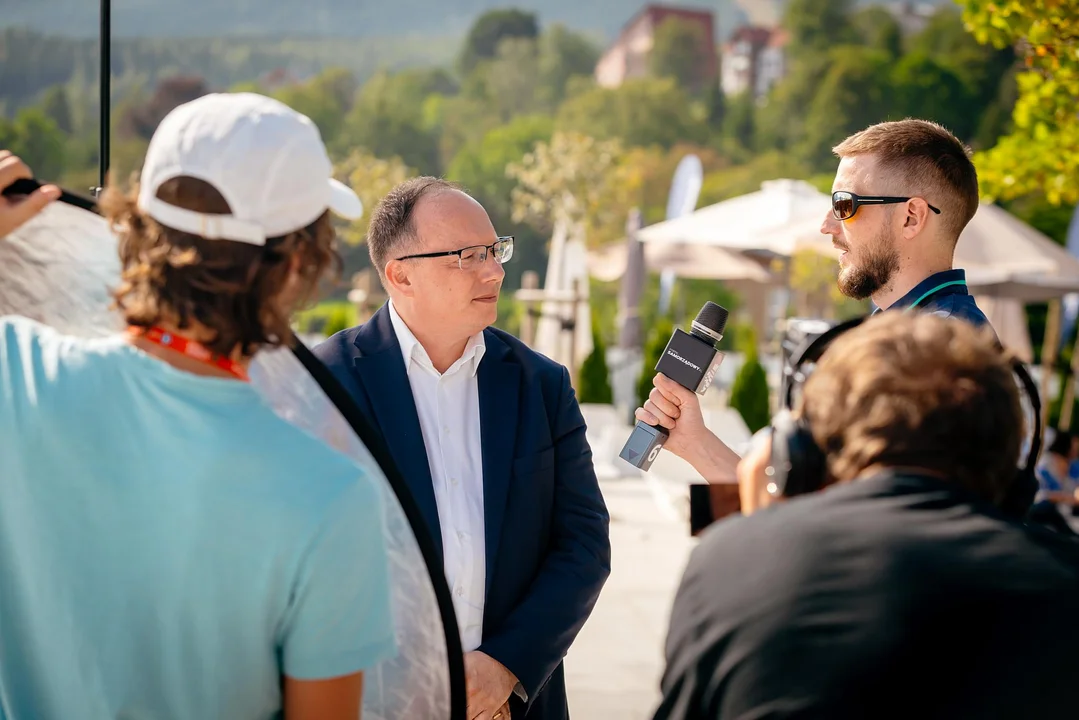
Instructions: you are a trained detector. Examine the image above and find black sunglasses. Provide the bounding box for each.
[832,191,941,220]
[395,236,514,270]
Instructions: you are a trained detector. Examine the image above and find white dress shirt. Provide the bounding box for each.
[388,301,488,652]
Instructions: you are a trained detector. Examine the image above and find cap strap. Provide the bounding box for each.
[141,196,267,246]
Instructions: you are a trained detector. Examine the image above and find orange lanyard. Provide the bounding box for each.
[128,326,249,381]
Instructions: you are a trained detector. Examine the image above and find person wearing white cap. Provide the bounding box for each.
[0,94,394,719]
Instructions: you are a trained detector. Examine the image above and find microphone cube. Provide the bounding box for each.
[619,421,670,471]
[656,329,723,394]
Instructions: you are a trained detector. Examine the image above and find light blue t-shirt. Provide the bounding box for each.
[0,316,397,719]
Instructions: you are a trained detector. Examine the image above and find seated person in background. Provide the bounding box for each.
[1035,429,1079,504]
[651,313,1079,720]
[1028,429,1079,532]
[0,93,396,720]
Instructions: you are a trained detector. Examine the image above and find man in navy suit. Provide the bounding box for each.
[313,177,611,720]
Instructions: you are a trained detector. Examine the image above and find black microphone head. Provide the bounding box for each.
[694,302,729,337]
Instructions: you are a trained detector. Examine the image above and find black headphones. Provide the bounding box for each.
[766,315,1043,519]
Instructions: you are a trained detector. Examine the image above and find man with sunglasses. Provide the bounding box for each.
[314,177,611,720]
[633,120,994,502]
[823,118,990,328]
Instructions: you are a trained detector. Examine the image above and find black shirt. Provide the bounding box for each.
[873,269,993,330]
[654,471,1079,719]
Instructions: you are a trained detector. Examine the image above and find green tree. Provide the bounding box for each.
[445,114,554,286]
[852,5,904,59]
[447,114,554,222]
[577,325,614,404]
[536,24,601,108]
[334,149,416,245]
[554,77,709,149]
[637,317,675,408]
[271,68,358,146]
[908,7,1017,140]
[507,131,624,237]
[39,85,73,135]
[430,94,502,173]
[465,37,544,122]
[721,92,756,153]
[1,108,67,180]
[704,79,726,126]
[797,46,893,169]
[729,328,772,433]
[754,53,832,152]
[338,70,441,174]
[458,9,539,76]
[959,0,1079,204]
[784,0,858,59]
[650,17,713,94]
[697,151,813,206]
[890,52,975,139]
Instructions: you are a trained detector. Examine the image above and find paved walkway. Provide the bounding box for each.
[564,476,697,718]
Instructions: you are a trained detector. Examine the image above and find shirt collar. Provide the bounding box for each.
[874,269,969,314]
[387,300,486,377]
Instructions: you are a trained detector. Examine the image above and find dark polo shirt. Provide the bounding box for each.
[874,268,992,330]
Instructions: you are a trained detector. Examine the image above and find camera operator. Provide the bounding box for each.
[651,312,1079,720]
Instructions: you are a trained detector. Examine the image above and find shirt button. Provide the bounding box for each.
[450,478,459,486]
[457,530,465,540]
[455,586,464,597]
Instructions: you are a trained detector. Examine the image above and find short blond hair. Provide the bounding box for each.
[834,119,979,241]
[799,312,1022,505]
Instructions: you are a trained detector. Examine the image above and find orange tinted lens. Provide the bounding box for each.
[833,193,854,219]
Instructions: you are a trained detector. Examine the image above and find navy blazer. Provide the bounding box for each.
[312,303,612,719]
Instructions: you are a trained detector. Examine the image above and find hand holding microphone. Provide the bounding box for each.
[635,374,707,460]
[620,301,729,471]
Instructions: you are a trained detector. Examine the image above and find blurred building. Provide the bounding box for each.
[594,4,718,89]
[719,25,789,99]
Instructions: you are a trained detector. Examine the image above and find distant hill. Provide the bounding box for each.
[0,0,953,43]
[0,0,957,114]
[0,0,740,41]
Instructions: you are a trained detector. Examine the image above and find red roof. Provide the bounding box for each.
[726,25,774,48]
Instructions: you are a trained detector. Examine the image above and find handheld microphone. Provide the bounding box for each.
[619,301,729,471]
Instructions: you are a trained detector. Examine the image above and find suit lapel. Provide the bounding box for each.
[477,331,520,599]
[351,305,443,561]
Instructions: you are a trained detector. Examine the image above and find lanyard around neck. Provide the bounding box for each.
[128,326,250,381]
[905,280,967,312]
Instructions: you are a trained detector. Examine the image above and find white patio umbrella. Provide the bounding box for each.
[587,240,776,284]
[636,178,832,254]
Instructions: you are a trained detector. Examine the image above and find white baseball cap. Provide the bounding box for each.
[137,92,363,246]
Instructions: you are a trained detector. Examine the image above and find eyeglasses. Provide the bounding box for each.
[395,236,514,270]
[832,191,942,221]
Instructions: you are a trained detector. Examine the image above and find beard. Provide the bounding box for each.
[837,229,900,300]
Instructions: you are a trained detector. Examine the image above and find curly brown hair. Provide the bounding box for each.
[799,312,1023,506]
[100,176,341,358]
